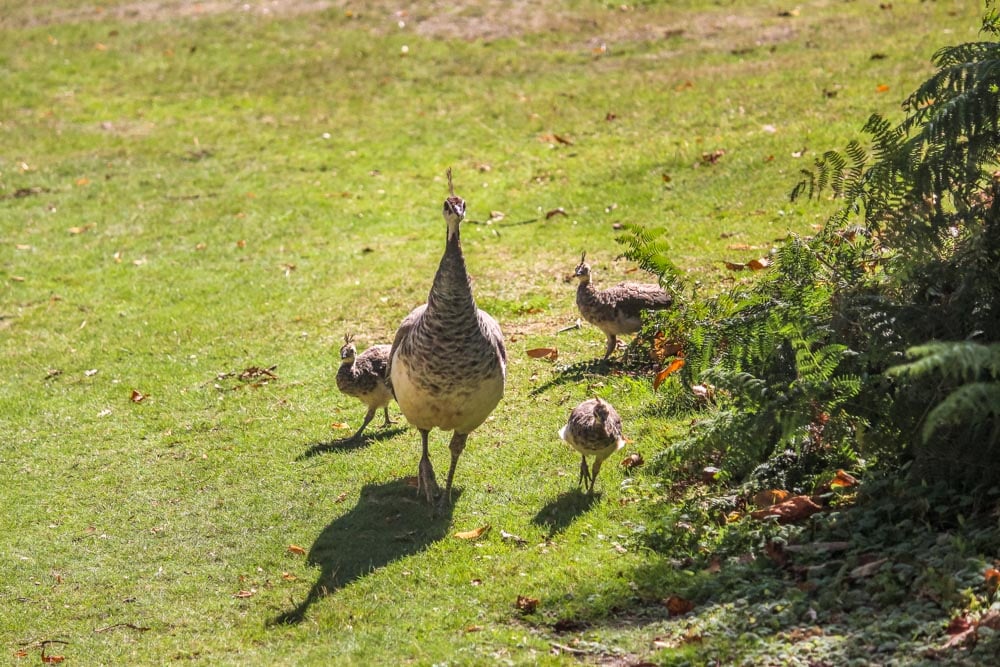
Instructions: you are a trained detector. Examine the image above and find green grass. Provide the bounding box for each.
[0,1,989,664]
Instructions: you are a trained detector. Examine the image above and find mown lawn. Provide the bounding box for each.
[1,1,989,664]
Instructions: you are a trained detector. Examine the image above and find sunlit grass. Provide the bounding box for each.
[0,1,984,664]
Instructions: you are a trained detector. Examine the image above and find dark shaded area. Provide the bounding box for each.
[297,426,407,459]
[270,478,456,625]
[531,489,598,538]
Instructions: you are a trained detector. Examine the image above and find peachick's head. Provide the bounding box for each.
[573,252,592,284]
[443,167,466,232]
[592,397,611,423]
[339,333,357,364]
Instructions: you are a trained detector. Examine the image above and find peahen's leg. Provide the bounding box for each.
[417,429,439,503]
[439,432,468,508]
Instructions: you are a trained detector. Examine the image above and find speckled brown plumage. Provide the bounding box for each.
[558,397,626,493]
[336,335,394,440]
[388,170,506,507]
[574,253,673,359]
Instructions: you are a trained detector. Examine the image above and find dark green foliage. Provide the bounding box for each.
[629,2,1000,504]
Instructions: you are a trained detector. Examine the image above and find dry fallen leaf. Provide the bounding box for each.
[281,572,297,581]
[515,595,539,614]
[68,223,95,235]
[829,469,858,489]
[620,453,644,469]
[724,260,747,271]
[747,258,771,271]
[287,544,306,555]
[334,491,349,503]
[750,495,823,524]
[130,389,146,403]
[876,83,890,93]
[330,422,351,430]
[545,207,567,219]
[985,567,1000,592]
[663,595,694,616]
[752,489,790,508]
[653,358,685,390]
[233,589,256,598]
[454,524,491,540]
[526,347,559,361]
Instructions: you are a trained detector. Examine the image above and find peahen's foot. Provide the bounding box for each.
[417,456,439,504]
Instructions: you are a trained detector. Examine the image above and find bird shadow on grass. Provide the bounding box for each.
[297,426,408,459]
[531,489,598,539]
[270,478,457,626]
[528,359,609,397]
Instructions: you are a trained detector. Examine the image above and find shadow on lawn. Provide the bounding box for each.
[531,489,598,538]
[270,478,456,626]
[297,426,408,459]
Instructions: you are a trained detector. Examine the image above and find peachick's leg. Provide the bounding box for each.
[588,455,608,493]
[439,432,468,508]
[578,456,590,489]
[417,429,439,503]
[352,406,377,440]
[602,334,618,360]
[380,406,395,427]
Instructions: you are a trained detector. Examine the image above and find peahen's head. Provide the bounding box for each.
[443,167,466,232]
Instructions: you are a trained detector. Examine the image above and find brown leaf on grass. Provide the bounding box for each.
[68,223,96,235]
[233,589,256,598]
[239,365,277,382]
[130,389,146,403]
[747,258,771,271]
[701,466,722,483]
[465,625,484,632]
[653,358,685,390]
[752,489,790,508]
[75,177,90,186]
[650,334,682,363]
[454,524,491,540]
[724,260,747,271]
[699,149,725,166]
[980,608,1000,630]
[287,544,306,555]
[281,572,297,581]
[526,347,559,361]
[545,207,567,219]
[404,476,419,488]
[727,243,756,251]
[663,595,694,617]
[946,616,973,635]
[764,540,788,567]
[985,567,1000,592]
[620,453,644,469]
[334,491,349,503]
[750,495,822,524]
[330,422,351,430]
[515,595,539,614]
[829,469,859,489]
[876,84,891,93]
